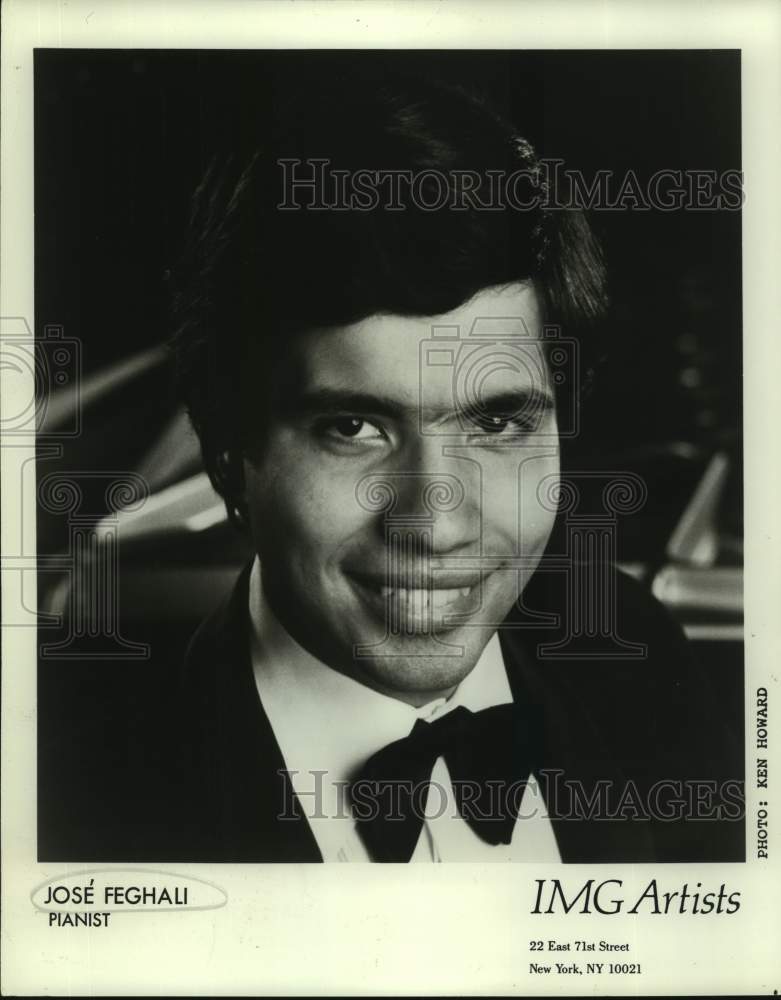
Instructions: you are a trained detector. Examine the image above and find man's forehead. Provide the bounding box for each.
[284,282,548,398]
[275,326,551,425]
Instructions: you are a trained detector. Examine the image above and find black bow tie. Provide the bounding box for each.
[349,703,541,862]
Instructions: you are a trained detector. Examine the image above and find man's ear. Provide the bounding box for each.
[215,447,250,531]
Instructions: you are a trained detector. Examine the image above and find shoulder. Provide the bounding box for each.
[505,562,692,674]
[503,564,743,861]
[502,561,736,778]
[181,561,254,683]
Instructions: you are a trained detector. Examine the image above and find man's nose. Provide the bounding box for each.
[372,436,481,555]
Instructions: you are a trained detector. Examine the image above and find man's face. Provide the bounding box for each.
[243,282,560,705]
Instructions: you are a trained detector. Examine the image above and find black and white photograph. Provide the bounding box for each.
[34,47,745,865]
[1,1,779,995]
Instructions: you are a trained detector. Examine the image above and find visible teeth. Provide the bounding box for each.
[379,586,471,610]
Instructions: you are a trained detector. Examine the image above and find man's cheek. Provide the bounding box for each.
[261,480,365,551]
[518,458,559,541]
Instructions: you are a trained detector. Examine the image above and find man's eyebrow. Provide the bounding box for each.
[277,388,410,419]
[463,388,556,416]
[277,385,556,420]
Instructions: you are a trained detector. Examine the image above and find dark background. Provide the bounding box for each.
[34,50,744,860]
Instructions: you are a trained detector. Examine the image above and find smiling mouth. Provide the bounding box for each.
[347,573,487,632]
[379,585,470,612]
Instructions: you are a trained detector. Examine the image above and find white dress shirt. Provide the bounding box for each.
[248,559,560,862]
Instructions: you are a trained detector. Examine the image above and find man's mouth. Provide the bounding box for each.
[380,584,472,615]
[346,571,489,631]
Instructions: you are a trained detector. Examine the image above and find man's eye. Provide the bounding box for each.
[324,416,385,442]
[470,413,534,437]
[478,415,511,434]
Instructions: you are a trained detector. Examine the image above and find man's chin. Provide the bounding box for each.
[347,629,491,703]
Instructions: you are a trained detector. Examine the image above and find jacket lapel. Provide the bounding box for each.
[181,562,322,861]
[498,570,657,862]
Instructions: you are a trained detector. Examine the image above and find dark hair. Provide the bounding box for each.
[171,70,608,526]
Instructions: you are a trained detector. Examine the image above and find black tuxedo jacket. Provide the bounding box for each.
[163,562,744,864]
